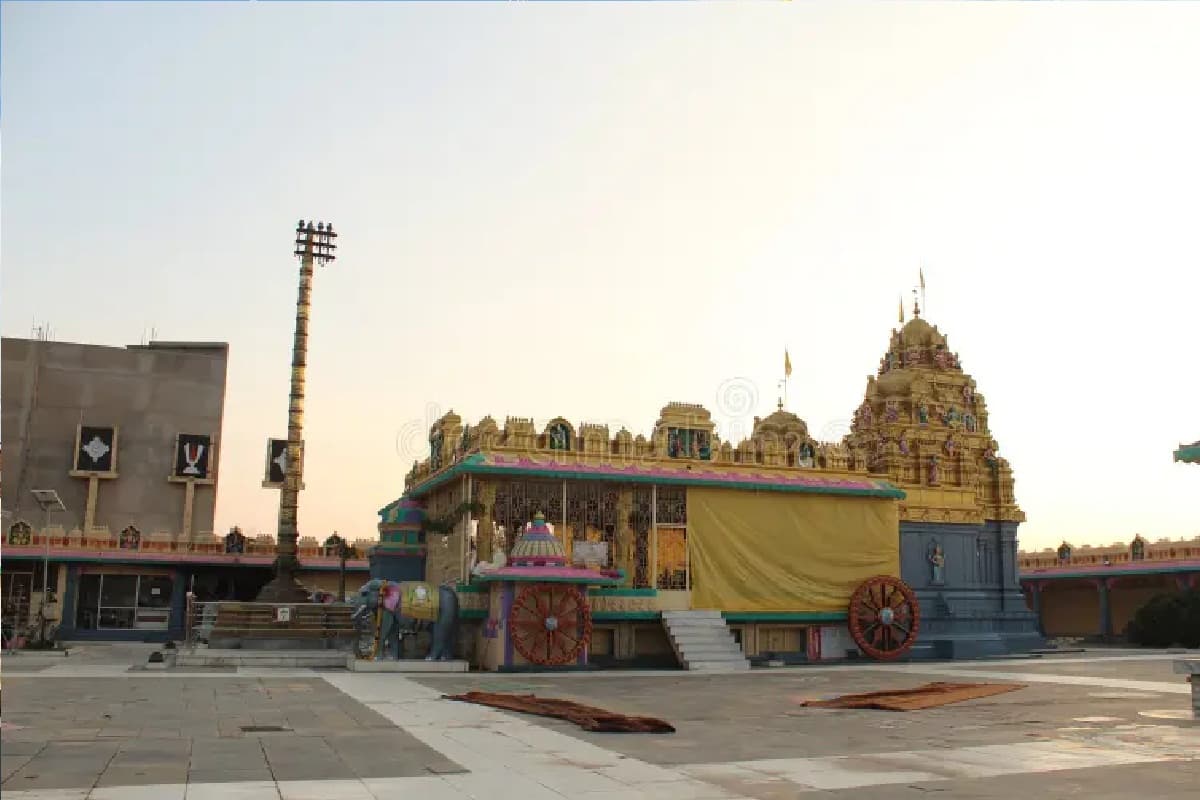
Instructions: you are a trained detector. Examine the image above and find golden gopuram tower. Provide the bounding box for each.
[843,301,1039,657]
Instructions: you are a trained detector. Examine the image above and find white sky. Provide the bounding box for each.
[3,3,1198,553]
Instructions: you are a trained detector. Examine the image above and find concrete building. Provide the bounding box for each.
[2,337,230,537]
[1019,535,1200,639]
[1,336,375,644]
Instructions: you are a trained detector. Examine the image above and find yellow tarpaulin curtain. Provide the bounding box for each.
[687,487,899,613]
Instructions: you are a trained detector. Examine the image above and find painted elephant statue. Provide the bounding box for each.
[350,579,460,661]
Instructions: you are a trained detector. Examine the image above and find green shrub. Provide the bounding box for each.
[1126,589,1200,648]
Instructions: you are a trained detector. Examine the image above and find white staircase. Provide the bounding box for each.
[661,610,750,672]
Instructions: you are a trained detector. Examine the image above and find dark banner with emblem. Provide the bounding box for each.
[265,438,303,485]
[173,433,212,480]
[75,425,116,472]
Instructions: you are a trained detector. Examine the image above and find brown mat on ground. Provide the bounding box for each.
[443,691,675,733]
[800,681,1025,711]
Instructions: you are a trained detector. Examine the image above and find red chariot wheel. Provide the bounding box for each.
[508,583,593,666]
[848,575,920,661]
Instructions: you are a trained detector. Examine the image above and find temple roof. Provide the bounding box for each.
[1175,441,1200,464]
[896,316,947,348]
[752,408,810,437]
[472,512,624,585]
[400,452,903,501]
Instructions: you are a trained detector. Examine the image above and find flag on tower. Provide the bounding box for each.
[784,349,792,378]
[920,268,926,291]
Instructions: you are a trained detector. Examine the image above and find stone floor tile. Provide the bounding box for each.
[90,782,188,800]
[442,770,567,800]
[1,754,36,781]
[187,767,276,783]
[184,780,282,800]
[362,775,468,799]
[277,778,375,800]
[96,765,189,787]
[0,789,90,800]
[1,769,101,791]
[0,742,45,757]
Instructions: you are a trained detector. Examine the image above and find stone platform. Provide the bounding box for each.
[1174,659,1200,720]
[350,659,469,673]
[171,649,354,669]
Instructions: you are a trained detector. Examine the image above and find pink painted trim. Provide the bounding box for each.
[0,545,369,570]
[1020,558,1200,578]
[477,565,614,581]
[484,455,889,492]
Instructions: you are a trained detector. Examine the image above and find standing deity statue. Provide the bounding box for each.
[917,404,929,425]
[929,542,946,585]
[927,455,940,485]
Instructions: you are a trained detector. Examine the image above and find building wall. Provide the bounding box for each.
[1,338,229,537]
[1039,581,1101,637]
[1110,577,1176,636]
[899,519,1042,658]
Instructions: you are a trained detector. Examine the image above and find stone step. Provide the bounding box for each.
[173,650,353,669]
[660,610,750,672]
[674,640,739,654]
[662,610,724,620]
[685,659,752,671]
[671,634,738,648]
[662,619,730,630]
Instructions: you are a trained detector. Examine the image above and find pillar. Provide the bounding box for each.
[475,480,496,566]
[1097,578,1112,639]
[615,487,634,587]
[1028,581,1044,636]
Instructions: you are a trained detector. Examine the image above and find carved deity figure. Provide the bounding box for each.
[942,406,961,427]
[885,401,899,423]
[904,346,920,366]
[944,438,956,456]
[927,455,940,485]
[860,403,874,426]
[798,442,814,468]
[964,413,977,433]
[929,542,946,585]
[983,446,997,465]
[962,384,974,405]
[898,433,910,455]
[548,423,570,451]
[886,350,899,371]
[933,348,948,369]
[917,404,929,425]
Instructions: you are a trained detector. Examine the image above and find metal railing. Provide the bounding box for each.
[183,594,374,656]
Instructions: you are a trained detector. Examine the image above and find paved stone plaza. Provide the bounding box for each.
[2,645,1198,799]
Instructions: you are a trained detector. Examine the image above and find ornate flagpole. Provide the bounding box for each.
[258,220,337,603]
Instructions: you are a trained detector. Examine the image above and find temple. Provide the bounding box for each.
[375,304,1041,667]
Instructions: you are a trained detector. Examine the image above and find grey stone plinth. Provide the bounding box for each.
[350,658,469,673]
[1172,659,1200,675]
[172,649,353,669]
[206,636,353,651]
[1174,659,1200,719]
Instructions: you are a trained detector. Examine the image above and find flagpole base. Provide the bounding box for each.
[255,576,311,604]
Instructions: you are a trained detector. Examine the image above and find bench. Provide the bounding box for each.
[1172,659,1200,719]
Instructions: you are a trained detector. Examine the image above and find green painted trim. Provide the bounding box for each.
[398,453,905,501]
[471,574,624,586]
[593,612,662,621]
[1021,565,1200,581]
[721,612,848,623]
[1174,444,1200,464]
[454,583,487,594]
[588,588,657,597]
[458,609,487,620]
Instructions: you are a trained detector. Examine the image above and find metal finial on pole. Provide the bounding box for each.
[257,219,338,603]
[919,267,927,317]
